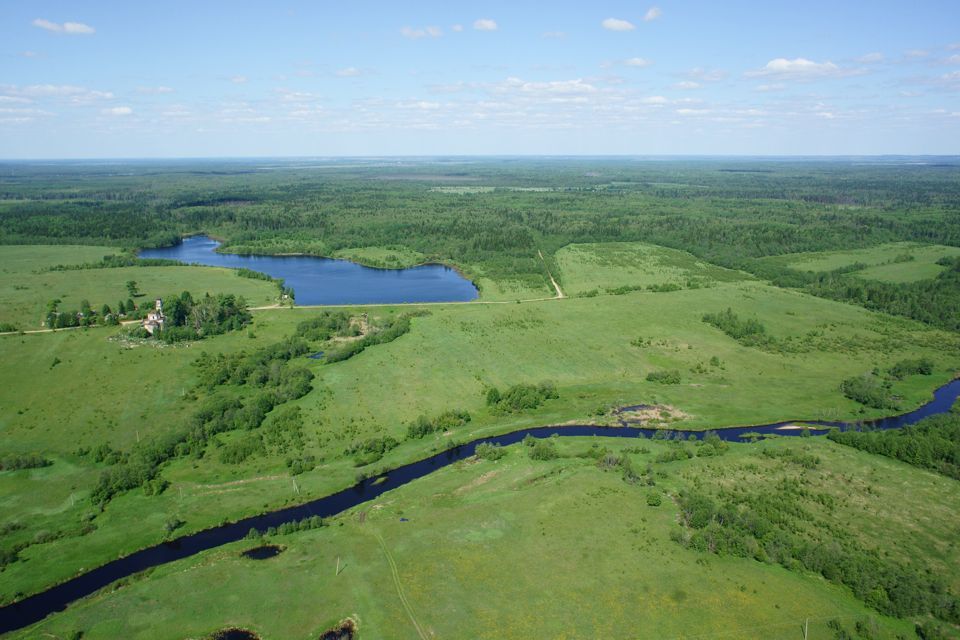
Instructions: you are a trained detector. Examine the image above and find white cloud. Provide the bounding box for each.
[2,84,114,104]
[102,106,132,116]
[905,49,929,59]
[624,57,652,67]
[602,18,635,31]
[542,31,566,39]
[496,77,598,95]
[335,67,363,77]
[473,18,498,31]
[857,52,884,64]
[676,108,709,115]
[674,81,701,89]
[398,100,441,110]
[32,18,95,35]
[949,43,960,51]
[21,51,40,58]
[137,86,174,94]
[401,25,442,39]
[755,83,785,92]
[643,7,662,22]
[231,75,248,84]
[451,24,463,32]
[640,95,668,104]
[746,58,862,80]
[945,55,960,65]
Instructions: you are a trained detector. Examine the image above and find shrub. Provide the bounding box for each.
[406,409,471,439]
[0,454,52,471]
[475,443,506,461]
[888,357,934,380]
[486,382,558,414]
[527,438,559,461]
[646,369,681,385]
[840,373,898,410]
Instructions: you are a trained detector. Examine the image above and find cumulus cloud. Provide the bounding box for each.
[602,18,635,31]
[640,95,668,104]
[401,25,442,39]
[496,77,598,95]
[674,81,701,89]
[643,7,662,22]
[624,57,652,67]
[102,106,132,116]
[32,18,95,35]
[746,58,861,80]
[473,18,498,31]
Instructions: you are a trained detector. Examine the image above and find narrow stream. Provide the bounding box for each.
[1,378,957,634]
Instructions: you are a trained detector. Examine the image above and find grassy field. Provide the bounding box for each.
[2,278,958,603]
[11,435,947,640]
[1,242,958,614]
[554,242,748,296]
[759,242,960,283]
[0,245,280,329]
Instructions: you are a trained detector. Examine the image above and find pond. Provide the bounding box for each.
[139,235,479,306]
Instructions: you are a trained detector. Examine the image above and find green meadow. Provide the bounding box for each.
[0,245,280,330]
[759,242,960,283]
[1,242,958,605]
[11,435,949,640]
[555,241,748,295]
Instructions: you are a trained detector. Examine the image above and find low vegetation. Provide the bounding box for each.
[828,408,960,479]
[485,382,559,414]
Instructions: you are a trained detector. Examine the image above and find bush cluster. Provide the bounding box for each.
[486,382,558,414]
[406,409,471,439]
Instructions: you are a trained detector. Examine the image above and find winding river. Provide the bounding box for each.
[139,235,479,306]
[1,378,958,633]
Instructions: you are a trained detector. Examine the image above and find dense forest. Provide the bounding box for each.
[2,158,960,327]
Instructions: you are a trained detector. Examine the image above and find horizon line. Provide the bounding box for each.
[1,153,959,163]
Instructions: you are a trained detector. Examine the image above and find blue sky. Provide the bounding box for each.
[1,0,958,157]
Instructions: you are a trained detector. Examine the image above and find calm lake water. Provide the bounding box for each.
[139,235,478,305]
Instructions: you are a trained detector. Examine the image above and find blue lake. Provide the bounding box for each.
[139,235,479,306]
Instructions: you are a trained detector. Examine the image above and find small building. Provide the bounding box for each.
[142,298,166,335]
